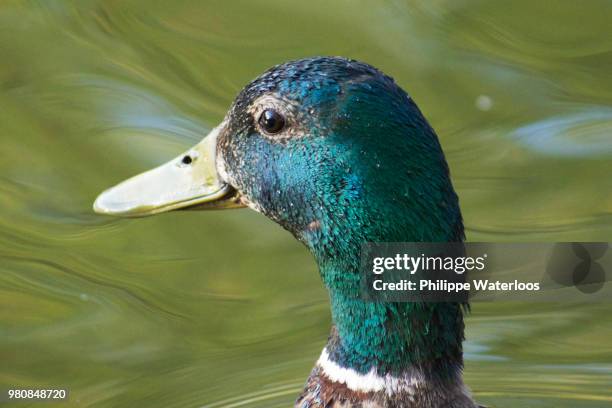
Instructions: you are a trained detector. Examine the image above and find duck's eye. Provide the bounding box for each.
[258,109,285,134]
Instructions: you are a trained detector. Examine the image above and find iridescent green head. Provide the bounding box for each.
[217,57,463,270]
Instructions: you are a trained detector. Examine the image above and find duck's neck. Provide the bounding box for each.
[318,260,465,382]
[296,222,477,407]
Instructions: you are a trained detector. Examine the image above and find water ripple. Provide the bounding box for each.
[512,107,612,157]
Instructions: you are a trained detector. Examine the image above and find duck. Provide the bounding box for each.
[93,56,478,408]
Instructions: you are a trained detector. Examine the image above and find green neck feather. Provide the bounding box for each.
[323,262,465,377]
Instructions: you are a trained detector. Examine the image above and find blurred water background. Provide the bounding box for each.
[1,1,611,407]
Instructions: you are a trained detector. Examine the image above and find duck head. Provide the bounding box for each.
[94,57,472,405]
[95,57,462,259]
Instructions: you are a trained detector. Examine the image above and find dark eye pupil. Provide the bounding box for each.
[258,109,285,134]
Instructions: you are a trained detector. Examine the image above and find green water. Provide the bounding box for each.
[1,1,611,407]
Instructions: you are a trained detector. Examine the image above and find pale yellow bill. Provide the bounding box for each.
[93,125,243,217]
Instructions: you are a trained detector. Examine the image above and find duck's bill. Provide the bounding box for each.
[93,125,244,217]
